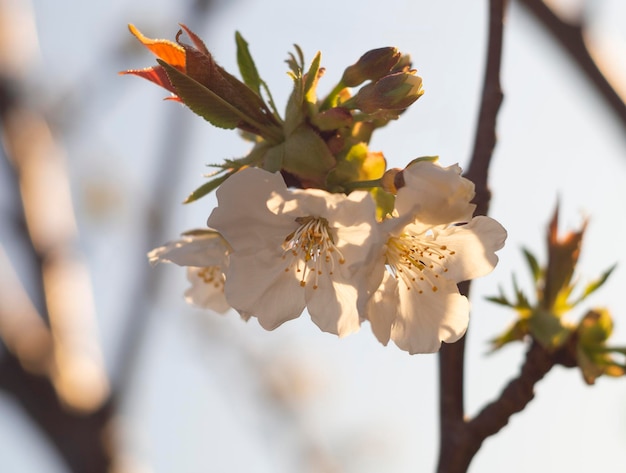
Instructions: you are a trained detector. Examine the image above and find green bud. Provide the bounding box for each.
[575,309,624,384]
[310,107,353,131]
[345,71,424,113]
[390,53,412,73]
[578,309,613,346]
[341,47,402,87]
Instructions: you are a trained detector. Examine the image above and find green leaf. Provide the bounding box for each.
[490,319,529,351]
[183,171,232,203]
[522,247,542,283]
[283,76,305,137]
[281,125,336,185]
[303,51,322,106]
[571,264,617,306]
[159,60,244,129]
[529,308,571,349]
[485,294,513,307]
[235,31,262,95]
[512,274,532,310]
[177,47,282,140]
[262,143,285,173]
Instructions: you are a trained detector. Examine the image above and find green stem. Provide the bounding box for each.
[319,81,347,110]
[342,178,382,191]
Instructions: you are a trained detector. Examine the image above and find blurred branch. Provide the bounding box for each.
[517,0,626,130]
[437,0,506,471]
[0,351,115,473]
[0,245,52,375]
[0,106,115,472]
[0,1,113,471]
[1,105,110,412]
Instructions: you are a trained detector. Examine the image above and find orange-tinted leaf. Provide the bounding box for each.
[128,24,185,69]
[121,66,178,95]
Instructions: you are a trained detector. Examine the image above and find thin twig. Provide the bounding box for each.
[517,0,626,131]
[467,342,557,440]
[436,0,507,472]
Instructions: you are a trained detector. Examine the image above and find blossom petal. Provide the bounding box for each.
[391,278,469,354]
[306,274,360,337]
[207,168,293,249]
[147,230,229,268]
[396,160,476,226]
[184,267,230,313]
[434,216,507,282]
[364,271,398,345]
[223,247,306,329]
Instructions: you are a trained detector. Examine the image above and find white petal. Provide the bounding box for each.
[208,167,383,337]
[434,216,507,282]
[223,248,306,330]
[184,267,230,313]
[396,160,476,225]
[391,277,469,354]
[148,230,229,267]
[207,168,293,250]
[306,273,360,337]
[364,271,399,345]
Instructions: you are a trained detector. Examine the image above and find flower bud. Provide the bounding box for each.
[578,309,613,345]
[390,53,412,73]
[347,71,424,113]
[341,47,401,87]
[310,107,353,131]
[381,168,403,194]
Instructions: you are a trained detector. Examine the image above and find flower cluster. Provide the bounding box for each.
[125,25,507,353]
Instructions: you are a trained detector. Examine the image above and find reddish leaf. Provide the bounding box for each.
[120,65,178,95]
[183,45,278,127]
[178,24,210,56]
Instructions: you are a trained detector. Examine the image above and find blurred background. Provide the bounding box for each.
[1,0,625,472]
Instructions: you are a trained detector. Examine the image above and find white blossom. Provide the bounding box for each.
[207,167,382,336]
[364,160,507,354]
[148,230,231,313]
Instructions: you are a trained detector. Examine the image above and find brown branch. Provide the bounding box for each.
[437,0,507,472]
[0,245,53,375]
[0,352,115,473]
[517,0,626,130]
[0,101,116,473]
[467,341,564,441]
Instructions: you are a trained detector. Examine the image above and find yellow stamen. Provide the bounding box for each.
[282,216,345,287]
[386,232,455,293]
